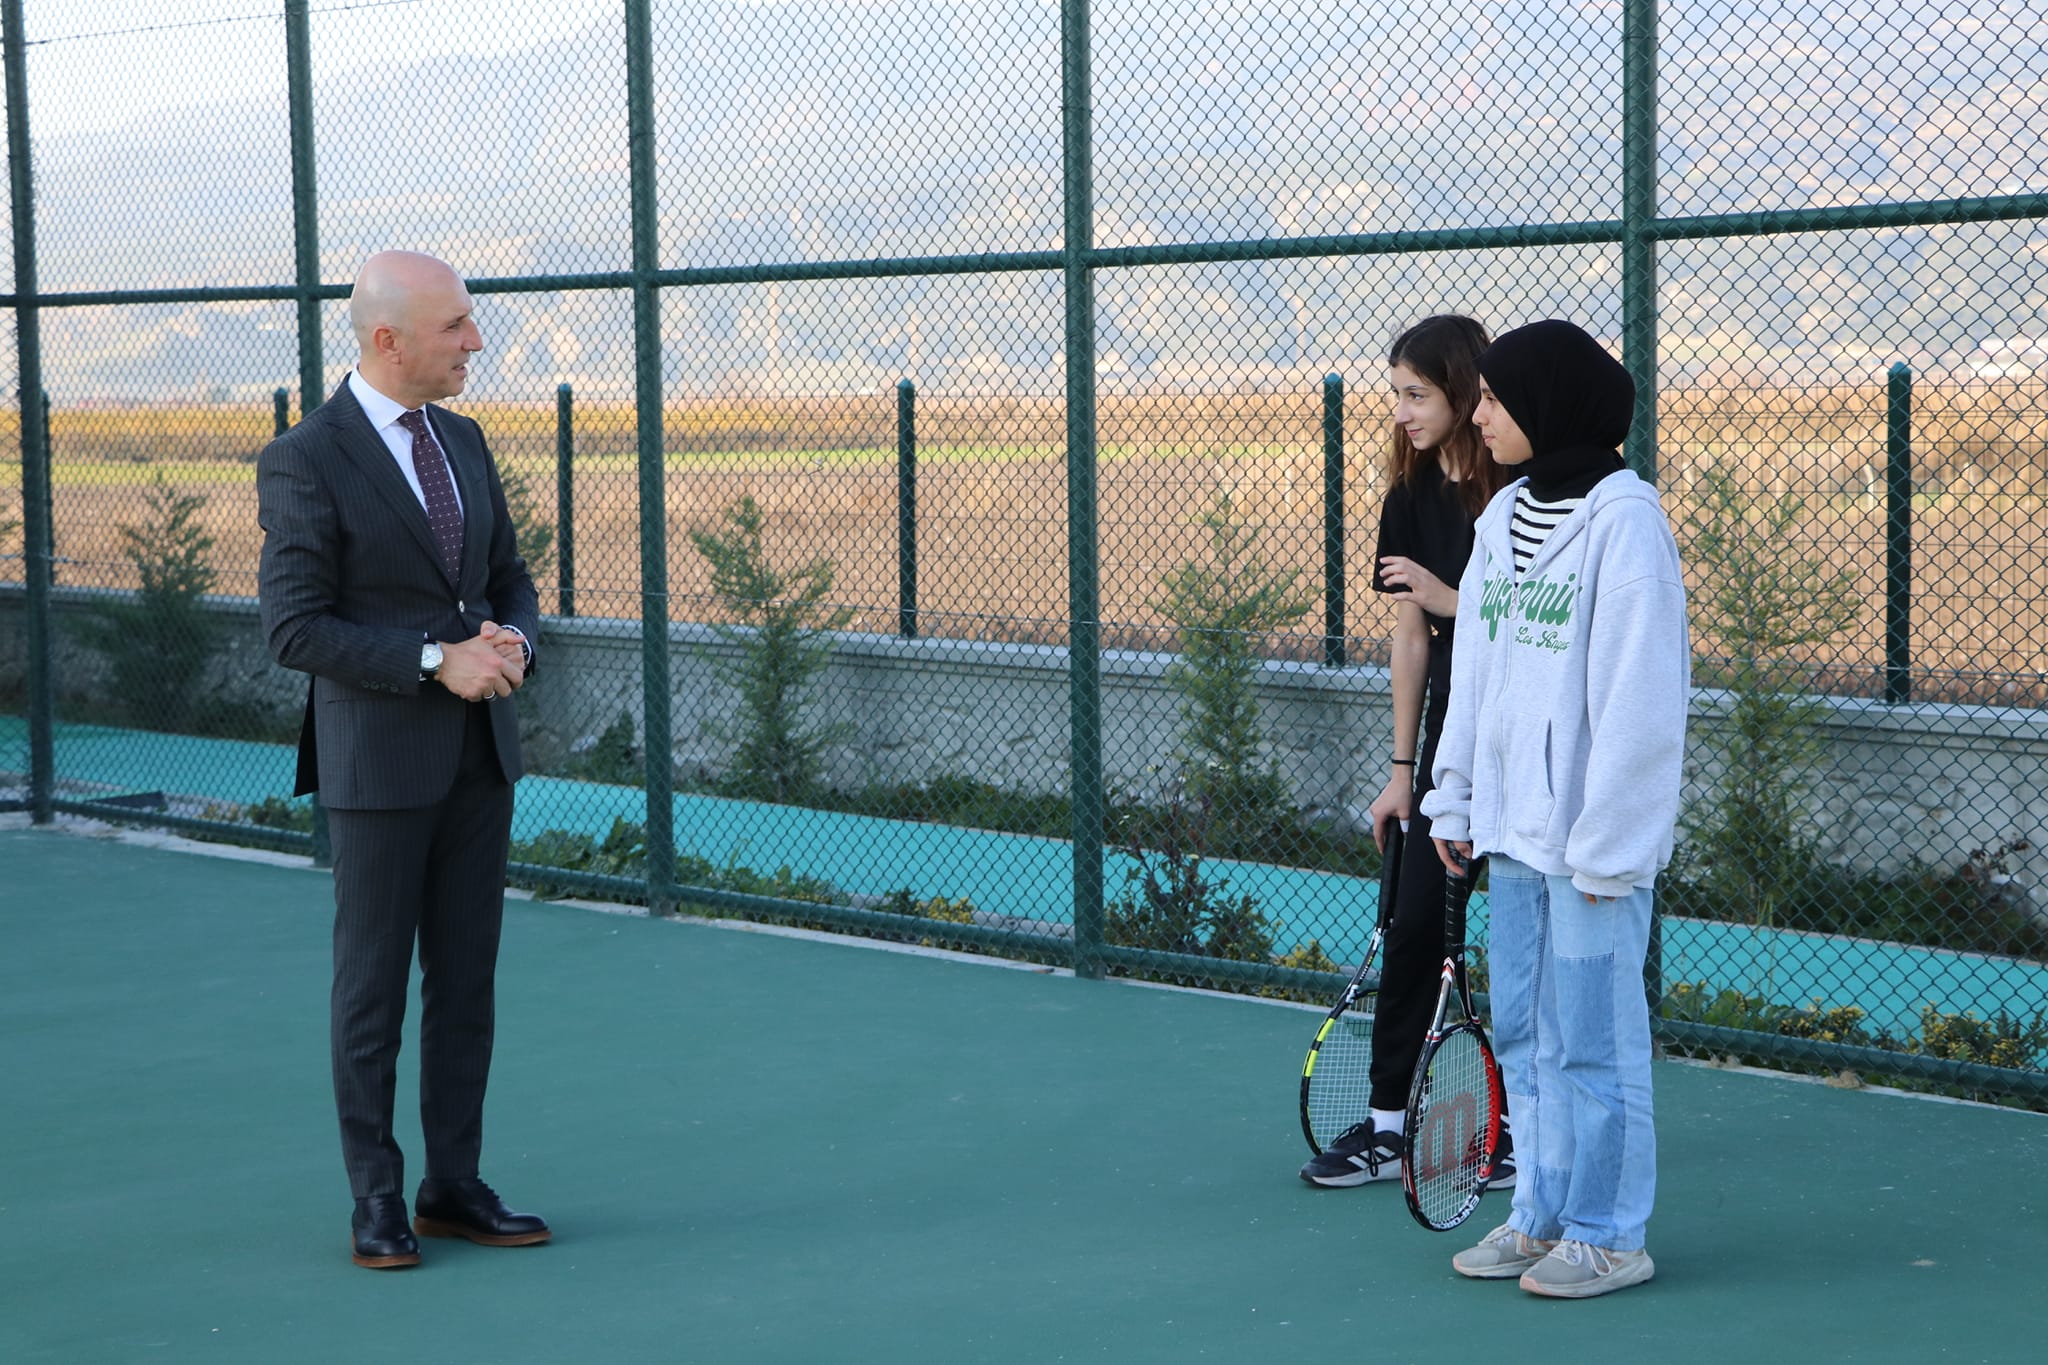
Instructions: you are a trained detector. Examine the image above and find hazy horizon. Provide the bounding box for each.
[6,0,2044,404]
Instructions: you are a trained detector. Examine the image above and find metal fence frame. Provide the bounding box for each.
[7,0,2048,1101]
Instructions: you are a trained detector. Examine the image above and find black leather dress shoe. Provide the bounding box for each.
[413,1177,551,1247]
[351,1193,421,1269]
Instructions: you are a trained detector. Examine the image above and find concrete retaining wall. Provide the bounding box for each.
[4,585,2044,893]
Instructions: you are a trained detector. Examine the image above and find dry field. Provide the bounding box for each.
[5,384,2045,698]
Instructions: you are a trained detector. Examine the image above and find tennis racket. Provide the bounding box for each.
[1401,858,1504,1232]
[1298,821,1404,1155]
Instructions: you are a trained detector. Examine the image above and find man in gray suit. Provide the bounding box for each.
[258,251,550,1269]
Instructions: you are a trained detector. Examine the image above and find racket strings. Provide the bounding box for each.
[1304,1007,1375,1151]
[1408,1028,1496,1228]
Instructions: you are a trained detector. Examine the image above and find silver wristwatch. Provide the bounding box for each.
[420,641,445,678]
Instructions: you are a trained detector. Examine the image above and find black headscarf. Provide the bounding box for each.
[1476,320,1636,501]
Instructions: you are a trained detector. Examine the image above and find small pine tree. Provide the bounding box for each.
[1681,465,1862,928]
[1152,491,1316,846]
[498,459,557,583]
[689,495,854,802]
[79,472,220,729]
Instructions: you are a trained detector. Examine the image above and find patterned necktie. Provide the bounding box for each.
[396,409,463,584]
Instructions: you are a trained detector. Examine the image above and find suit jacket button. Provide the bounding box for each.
[458,600,466,613]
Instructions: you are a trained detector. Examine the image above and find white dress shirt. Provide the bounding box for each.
[348,368,463,516]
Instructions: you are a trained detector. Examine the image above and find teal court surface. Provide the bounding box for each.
[3,821,2044,1365]
[6,714,2042,1044]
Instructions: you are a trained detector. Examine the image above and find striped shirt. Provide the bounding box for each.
[1509,487,1585,576]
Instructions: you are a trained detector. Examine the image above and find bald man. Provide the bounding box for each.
[258,251,548,1269]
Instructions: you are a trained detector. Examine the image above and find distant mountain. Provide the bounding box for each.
[20,0,2047,403]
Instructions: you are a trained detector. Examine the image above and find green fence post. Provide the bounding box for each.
[897,378,917,639]
[286,1,323,419]
[1062,0,1104,979]
[273,386,290,437]
[1885,362,1913,705]
[1622,0,1661,1016]
[556,382,576,618]
[1322,373,1346,668]
[4,0,52,823]
[626,0,675,915]
[1621,0,1658,484]
[285,0,331,868]
[39,388,51,579]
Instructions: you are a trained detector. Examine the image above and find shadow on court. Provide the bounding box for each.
[2,821,2042,1364]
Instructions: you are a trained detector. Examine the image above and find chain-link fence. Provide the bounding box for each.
[4,0,2046,1104]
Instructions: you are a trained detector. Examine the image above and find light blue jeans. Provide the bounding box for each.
[1485,856,1657,1251]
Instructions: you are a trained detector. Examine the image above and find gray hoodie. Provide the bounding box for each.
[1420,470,1689,897]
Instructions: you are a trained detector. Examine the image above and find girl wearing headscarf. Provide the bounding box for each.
[1421,319,1688,1299]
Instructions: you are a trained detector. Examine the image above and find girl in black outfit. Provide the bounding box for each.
[1300,315,1511,1187]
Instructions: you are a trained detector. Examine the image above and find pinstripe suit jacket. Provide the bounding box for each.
[257,380,539,811]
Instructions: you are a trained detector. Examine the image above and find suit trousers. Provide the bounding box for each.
[327,702,514,1199]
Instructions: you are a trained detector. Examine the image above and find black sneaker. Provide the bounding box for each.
[1298,1120,1403,1187]
[1487,1127,1517,1191]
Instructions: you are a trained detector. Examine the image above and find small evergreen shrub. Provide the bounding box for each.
[77,473,222,732]
[689,495,855,802]
[1151,492,1315,854]
[1105,781,1278,974]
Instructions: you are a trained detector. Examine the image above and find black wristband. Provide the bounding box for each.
[1392,758,1416,766]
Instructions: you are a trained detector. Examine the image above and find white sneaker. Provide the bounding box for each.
[1452,1222,1558,1279]
[1518,1240,1656,1298]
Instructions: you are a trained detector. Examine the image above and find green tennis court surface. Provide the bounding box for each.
[2,822,2042,1364]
